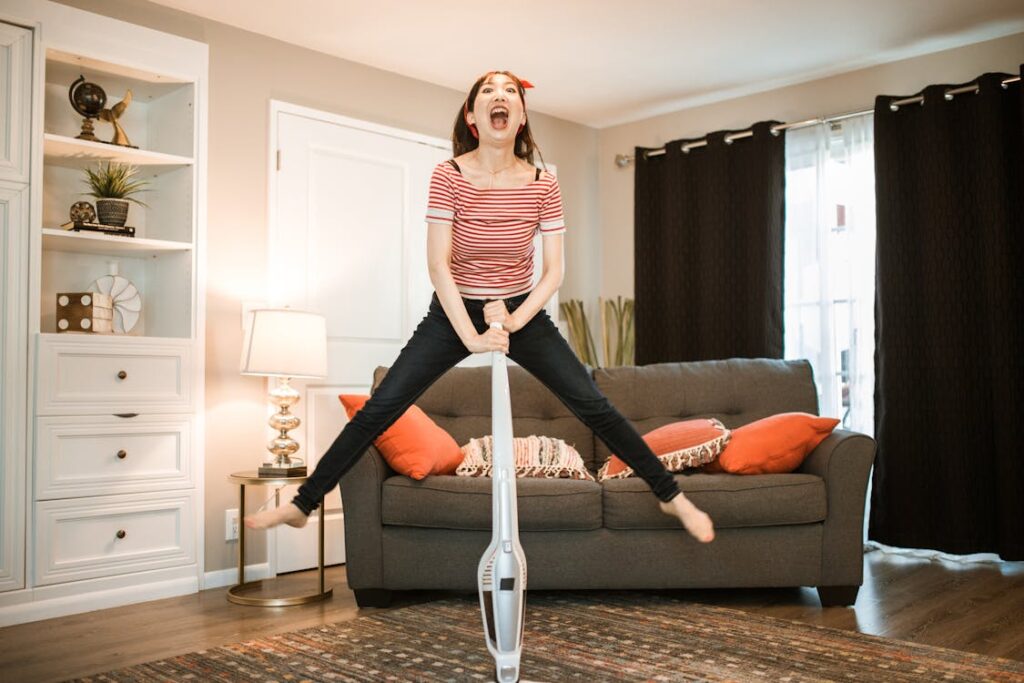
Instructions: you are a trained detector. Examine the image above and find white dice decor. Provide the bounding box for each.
[56,292,114,333]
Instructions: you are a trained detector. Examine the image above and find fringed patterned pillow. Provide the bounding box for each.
[597,418,730,482]
[457,435,595,481]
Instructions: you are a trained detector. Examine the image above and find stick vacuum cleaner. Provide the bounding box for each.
[477,320,528,683]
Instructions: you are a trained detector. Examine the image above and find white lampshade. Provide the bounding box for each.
[240,308,328,379]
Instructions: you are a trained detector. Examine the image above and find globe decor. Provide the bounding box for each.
[68,75,106,142]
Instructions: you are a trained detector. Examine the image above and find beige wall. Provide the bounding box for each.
[54,0,600,572]
[50,0,1023,574]
[597,31,1024,297]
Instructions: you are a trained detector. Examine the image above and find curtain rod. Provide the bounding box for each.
[614,75,1021,167]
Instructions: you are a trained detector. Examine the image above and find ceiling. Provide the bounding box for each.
[147,0,1024,128]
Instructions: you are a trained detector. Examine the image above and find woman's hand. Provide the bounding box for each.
[465,326,510,354]
[483,300,522,333]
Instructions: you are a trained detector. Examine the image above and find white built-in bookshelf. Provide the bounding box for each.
[0,0,208,627]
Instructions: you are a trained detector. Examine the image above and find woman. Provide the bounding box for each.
[245,71,714,543]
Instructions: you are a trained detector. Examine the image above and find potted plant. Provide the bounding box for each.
[82,161,149,227]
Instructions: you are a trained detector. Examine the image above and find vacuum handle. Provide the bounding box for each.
[490,321,506,355]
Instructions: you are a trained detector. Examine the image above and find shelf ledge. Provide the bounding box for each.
[42,228,193,257]
[43,133,194,169]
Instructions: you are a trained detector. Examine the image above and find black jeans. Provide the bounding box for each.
[291,291,681,514]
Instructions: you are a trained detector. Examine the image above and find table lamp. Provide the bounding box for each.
[240,308,328,476]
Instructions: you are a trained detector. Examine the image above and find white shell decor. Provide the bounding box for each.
[88,274,141,333]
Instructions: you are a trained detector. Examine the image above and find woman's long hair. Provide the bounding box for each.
[452,70,546,168]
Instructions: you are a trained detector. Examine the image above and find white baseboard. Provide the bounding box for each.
[0,574,198,627]
[0,563,275,628]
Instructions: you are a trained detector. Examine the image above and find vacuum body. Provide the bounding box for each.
[477,321,528,683]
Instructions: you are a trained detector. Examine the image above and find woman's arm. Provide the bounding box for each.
[508,232,564,331]
[427,222,509,353]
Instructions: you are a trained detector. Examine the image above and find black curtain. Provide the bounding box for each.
[634,120,785,364]
[870,68,1024,560]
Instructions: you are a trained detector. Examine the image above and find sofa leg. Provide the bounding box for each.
[354,588,393,608]
[817,585,860,607]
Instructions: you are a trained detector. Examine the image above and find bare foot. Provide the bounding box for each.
[659,495,715,543]
[243,502,309,530]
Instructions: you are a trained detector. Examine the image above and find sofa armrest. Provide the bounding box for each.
[798,429,877,586]
[338,444,393,590]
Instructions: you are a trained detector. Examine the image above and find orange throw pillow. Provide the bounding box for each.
[597,418,730,481]
[338,395,463,480]
[703,412,839,475]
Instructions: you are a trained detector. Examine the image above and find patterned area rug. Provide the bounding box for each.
[69,592,1024,682]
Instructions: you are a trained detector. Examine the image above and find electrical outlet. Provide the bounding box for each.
[225,508,239,541]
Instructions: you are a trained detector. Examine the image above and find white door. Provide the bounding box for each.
[267,103,445,572]
[267,102,557,573]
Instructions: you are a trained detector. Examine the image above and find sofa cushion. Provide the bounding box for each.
[374,365,598,472]
[457,435,595,481]
[597,418,730,481]
[382,475,602,531]
[592,359,820,473]
[703,412,839,474]
[603,473,826,530]
[339,394,462,479]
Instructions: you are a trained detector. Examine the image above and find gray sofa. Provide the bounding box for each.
[339,358,876,609]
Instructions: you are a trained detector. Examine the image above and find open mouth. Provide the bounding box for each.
[489,106,509,130]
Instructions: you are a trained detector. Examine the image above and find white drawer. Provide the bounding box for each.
[36,335,191,415]
[36,414,193,500]
[34,490,195,586]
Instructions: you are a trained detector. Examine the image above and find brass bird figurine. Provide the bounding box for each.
[99,89,136,148]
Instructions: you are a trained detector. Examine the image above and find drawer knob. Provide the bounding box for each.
[117,449,127,459]
[116,529,127,539]
[117,370,128,380]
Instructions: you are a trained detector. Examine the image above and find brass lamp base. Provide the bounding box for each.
[258,376,307,477]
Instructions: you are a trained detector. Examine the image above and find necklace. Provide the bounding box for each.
[475,155,518,189]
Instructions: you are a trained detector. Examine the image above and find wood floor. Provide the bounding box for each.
[2,547,1023,682]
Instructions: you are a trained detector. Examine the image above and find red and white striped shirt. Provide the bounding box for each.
[425,160,566,299]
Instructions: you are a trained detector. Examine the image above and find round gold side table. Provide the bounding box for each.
[227,471,333,606]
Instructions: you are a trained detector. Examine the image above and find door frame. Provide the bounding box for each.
[265,101,452,575]
[264,101,565,574]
